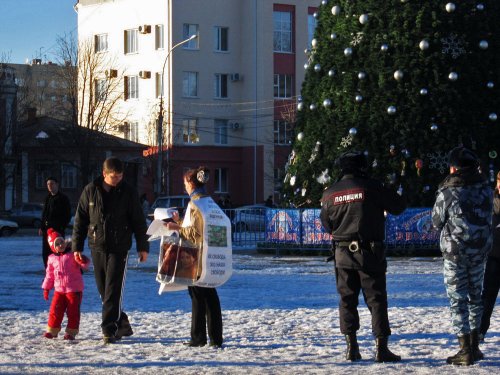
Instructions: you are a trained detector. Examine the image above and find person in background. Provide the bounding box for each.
[479,170,500,341]
[42,228,89,340]
[265,195,274,208]
[164,166,224,348]
[72,157,149,344]
[40,177,71,269]
[320,151,406,363]
[432,146,492,366]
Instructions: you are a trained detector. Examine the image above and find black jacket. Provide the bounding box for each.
[72,177,149,254]
[491,189,500,259]
[320,174,406,270]
[41,192,71,233]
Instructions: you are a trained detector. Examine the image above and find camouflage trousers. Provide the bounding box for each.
[443,253,487,336]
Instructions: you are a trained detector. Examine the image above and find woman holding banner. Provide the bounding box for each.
[164,166,224,348]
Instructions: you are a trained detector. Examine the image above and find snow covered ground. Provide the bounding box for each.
[0,236,498,374]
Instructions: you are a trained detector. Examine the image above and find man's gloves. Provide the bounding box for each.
[43,289,50,301]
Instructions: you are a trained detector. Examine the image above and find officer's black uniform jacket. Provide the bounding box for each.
[41,191,71,233]
[320,174,406,271]
[72,177,149,254]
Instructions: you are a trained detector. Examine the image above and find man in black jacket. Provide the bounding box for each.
[72,157,149,344]
[320,151,406,363]
[40,177,71,268]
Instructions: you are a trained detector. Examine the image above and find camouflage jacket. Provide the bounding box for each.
[432,167,493,262]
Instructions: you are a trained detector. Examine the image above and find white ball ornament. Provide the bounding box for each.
[314,64,321,72]
[297,102,304,111]
[446,3,456,12]
[349,128,358,136]
[330,33,338,40]
[355,94,363,102]
[419,40,429,51]
[448,72,458,81]
[321,0,328,5]
[489,113,498,121]
[331,5,341,16]
[311,39,318,49]
[387,106,397,115]
[344,47,353,57]
[313,12,318,18]
[290,175,296,186]
[380,44,389,52]
[359,14,369,25]
[430,123,439,131]
[297,132,304,141]
[420,88,428,95]
[304,62,309,70]
[358,71,366,80]
[487,82,494,89]
[309,103,316,111]
[479,40,489,50]
[394,70,404,81]
[328,69,336,77]
[477,4,484,11]
[323,98,332,108]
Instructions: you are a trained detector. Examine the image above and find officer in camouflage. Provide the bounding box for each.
[432,146,493,366]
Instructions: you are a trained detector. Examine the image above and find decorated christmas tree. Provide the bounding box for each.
[283,0,500,207]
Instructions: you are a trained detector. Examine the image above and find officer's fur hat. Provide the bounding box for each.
[448,146,479,168]
[335,151,368,173]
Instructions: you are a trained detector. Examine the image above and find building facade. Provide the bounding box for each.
[76,0,319,206]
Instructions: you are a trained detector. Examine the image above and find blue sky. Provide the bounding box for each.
[0,0,77,64]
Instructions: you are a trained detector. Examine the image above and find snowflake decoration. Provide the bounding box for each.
[441,33,466,59]
[316,168,331,185]
[427,151,448,174]
[350,32,364,46]
[340,135,353,148]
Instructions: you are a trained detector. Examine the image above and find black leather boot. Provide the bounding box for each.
[446,334,473,366]
[470,330,484,361]
[375,336,401,363]
[345,333,362,361]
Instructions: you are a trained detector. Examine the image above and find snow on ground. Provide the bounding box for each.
[0,236,498,374]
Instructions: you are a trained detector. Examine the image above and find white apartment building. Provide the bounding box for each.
[76,0,320,205]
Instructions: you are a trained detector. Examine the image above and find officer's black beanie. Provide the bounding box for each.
[335,151,367,172]
[448,146,479,168]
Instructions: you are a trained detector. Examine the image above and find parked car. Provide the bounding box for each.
[0,218,19,237]
[7,203,44,228]
[149,195,190,218]
[232,204,267,232]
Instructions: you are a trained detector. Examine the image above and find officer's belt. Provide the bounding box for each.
[336,241,383,253]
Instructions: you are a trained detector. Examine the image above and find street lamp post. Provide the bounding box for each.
[156,34,198,195]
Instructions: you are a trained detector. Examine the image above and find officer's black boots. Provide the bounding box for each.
[345,333,362,361]
[446,334,473,366]
[470,329,484,361]
[374,336,401,363]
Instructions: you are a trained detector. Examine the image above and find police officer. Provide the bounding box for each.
[320,151,406,363]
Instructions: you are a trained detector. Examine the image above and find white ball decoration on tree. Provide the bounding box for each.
[420,88,428,95]
[355,94,363,102]
[321,0,328,6]
[309,103,317,110]
[380,44,389,52]
[476,3,484,11]
[387,106,397,115]
[394,70,404,81]
[479,40,489,50]
[344,47,353,56]
[430,123,439,131]
[359,14,369,25]
[419,40,429,51]
[313,12,318,18]
[331,5,341,16]
[487,82,494,89]
[314,64,321,72]
[323,98,332,108]
[349,128,358,136]
[328,69,336,77]
[358,71,366,80]
[297,102,304,111]
[448,72,458,81]
[311,38,318,49]
[297,132,305,141]
[304,62,309,70]
[489,113,498,121]
[445,3,456,12]
[330,33,338,40]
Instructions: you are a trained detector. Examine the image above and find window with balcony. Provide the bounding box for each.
[214,168,228,193]
[182,119,199,144]
[124,29,138,54]
[214,74,228,99]
[155,24,164,50]
[274,119,293,145]
[274,74,293,98]
[214,119,228,145]
[182,71,198,97]
[95,33,108,53]
[183,24,199,49]
[124,76,139,100]
[61,163,77,189]
[273,11,292,52]
[214,26,228,52]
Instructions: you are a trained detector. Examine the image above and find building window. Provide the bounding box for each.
[155,73,163,98]
[95,33,108,52]
[214,26,228,52]
[214,74,228,98]
[182,119,199,144]
[273,11,292,53]
[124,76,139,100]
[124,121,139,142]
[95,79,107,103]
[124,29,138,54]
[182,71,198,97]
[183,24,199,49]
[274,74,293,98]
[35,162,52,189]
[307,14,317,48]
[214,168,228,193]
[155,24,164,50]
[214,119,228,145]
[61,163,77,189]
[274,119,293,145]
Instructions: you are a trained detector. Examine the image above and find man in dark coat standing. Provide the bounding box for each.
[320,151,406,363]
[40,177,71,268]
[72,157,149,344]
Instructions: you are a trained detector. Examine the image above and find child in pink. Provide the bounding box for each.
[42,228,90,340]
